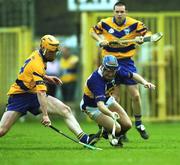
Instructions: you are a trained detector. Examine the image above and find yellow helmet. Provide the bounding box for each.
[40,35,60,51]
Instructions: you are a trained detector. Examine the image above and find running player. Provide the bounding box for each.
[0,35,98,145]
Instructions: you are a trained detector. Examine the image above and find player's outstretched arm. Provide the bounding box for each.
[37,91,51,126]
[44,75,63,85]
[132,73,156,89]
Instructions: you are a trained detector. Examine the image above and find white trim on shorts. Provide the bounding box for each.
[80,96,116,120]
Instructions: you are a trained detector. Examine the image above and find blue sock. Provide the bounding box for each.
[134,115,142,127]
[135,120,142,127]
[102,128,108,139]
[78,132,89,144]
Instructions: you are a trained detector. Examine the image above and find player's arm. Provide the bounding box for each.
[97,101,119,120]
[32,64,51,126]
[135,21,151,44]
[117,68,155,89]
[90,24,109,47]
[37,90,51,126]
[90,31,109,47]
[44,75,63,85]
[90,29,101,42]
[132,73,155,89]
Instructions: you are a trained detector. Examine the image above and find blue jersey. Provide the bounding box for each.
[82,67,133,109]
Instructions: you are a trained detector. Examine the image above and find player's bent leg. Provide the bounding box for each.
[112,85,120,103]
[0,111,21,137]
[108,101,132,142]
[95,114,124,147]
[85,106,123,147]
[108,101,132,132]
[127,85,149,139]
[95,113,121,134]
[45,96,98,145]
[45,96,83,135]
[127,85,141,117]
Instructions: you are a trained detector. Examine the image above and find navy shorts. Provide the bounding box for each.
[7,93,41,116]
[118,58,137,85]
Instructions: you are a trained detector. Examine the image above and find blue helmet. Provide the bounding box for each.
[102,55,119,71]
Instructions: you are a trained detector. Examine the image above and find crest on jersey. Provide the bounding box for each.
[108,28,115,34]
[124,28,130,35]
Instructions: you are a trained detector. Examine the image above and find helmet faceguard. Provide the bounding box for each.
[102,55,119,71]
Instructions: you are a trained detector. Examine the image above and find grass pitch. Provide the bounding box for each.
[0,120,180,165]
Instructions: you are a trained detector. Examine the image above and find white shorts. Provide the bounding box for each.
[80,96,116,120]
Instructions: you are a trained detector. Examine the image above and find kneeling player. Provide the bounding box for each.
[80,55,155,146]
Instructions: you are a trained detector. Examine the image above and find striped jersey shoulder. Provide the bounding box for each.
[100,17,113,24]
[126,16,144,25]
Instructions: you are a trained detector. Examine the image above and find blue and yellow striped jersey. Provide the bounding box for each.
[7,50,47,95]
[82,67,133,109]
[90,16,149,59]
[60,55,79,83]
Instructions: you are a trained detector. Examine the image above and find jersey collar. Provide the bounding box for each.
[97,66,103,77]
[38,49,47,70]
[113,17,126,26]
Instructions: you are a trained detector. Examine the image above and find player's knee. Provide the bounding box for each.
[112,93,120,102]
[0,127,8,137]
[126,120,132,130]
[114,96,120,103]
[62,106,72,117]
[132,93,141,102]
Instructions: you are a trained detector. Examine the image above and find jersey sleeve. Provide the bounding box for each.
[87,76,106,103]
[136,21,148,36]
[32,64,47,91]
[90,20,104,35]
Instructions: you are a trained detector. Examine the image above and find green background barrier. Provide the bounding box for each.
[0,27,32,110]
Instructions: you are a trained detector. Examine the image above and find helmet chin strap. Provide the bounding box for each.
[39,48,48,62]
[42,49,47,56]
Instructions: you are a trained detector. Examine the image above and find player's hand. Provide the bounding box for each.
[135,36,144,44]
[111,112,120,120]
[44,75,63,85]
[41,115,51,127]
[51,76,63,85]
[144,82,156,89]
[98,40,109,47]
[109,40,128,48]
